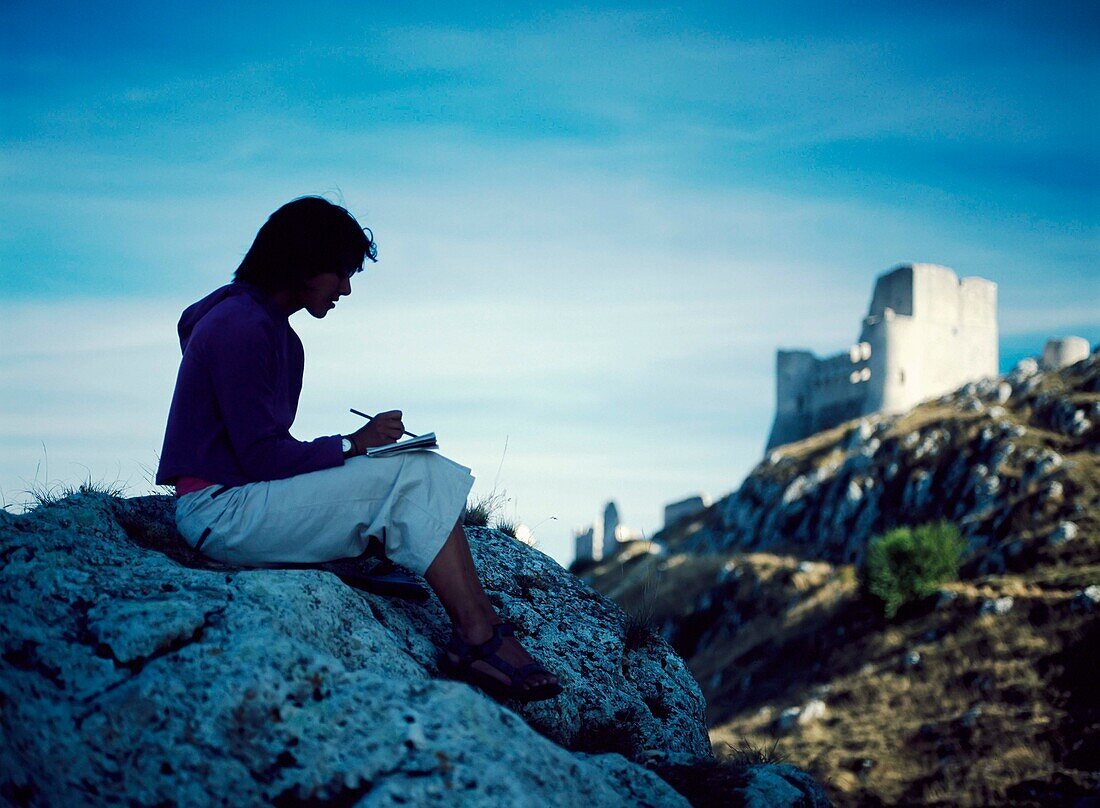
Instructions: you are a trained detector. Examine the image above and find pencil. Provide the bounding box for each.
[349,408,419,438]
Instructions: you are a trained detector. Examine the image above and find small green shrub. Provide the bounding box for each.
[861,521,966,618]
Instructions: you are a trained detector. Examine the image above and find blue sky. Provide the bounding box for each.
[2,1,1097,565]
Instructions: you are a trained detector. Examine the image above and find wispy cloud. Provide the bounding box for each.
[1,2,1095,562]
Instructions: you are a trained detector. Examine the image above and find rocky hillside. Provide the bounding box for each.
[0,493,830,806]
[672,350,1099,573]
[583,351,1099,806]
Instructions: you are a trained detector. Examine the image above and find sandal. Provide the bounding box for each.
[439,621,563,703]
[316,556,429,601]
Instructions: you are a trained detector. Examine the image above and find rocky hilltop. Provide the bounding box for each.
[675,350,1098,573]
[583,351,1099,805]
[0,493,830,806]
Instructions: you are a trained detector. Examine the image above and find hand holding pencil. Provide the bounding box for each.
[347,408,415,450]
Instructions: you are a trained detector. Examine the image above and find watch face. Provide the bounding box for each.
[342,438,353,453]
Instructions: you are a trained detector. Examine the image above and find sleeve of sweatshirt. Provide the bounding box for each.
[205,314,344,482]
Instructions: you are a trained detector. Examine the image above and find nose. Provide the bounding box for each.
[340,274,352,297]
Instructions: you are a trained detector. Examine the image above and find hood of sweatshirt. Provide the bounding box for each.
[176,282,286,352]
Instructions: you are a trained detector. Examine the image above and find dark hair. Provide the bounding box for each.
[233,196,378,293]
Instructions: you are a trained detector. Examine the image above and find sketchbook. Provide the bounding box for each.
[364,432,439,458]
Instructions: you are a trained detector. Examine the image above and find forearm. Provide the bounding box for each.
[235,431,346,480]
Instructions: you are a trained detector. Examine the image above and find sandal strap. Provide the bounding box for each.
[513,661,551,684]
[467,622,523,680]
[481,650,518,680]
[447,621,517,667]
[446,635,473,662]
[442,622,560,698]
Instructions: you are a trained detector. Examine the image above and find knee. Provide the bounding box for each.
[408,451,454,480]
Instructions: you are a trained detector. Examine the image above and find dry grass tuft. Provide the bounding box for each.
[718,736,787,766]
[463,490,507,527]
[622,557,662,651]
[25,477,130,509]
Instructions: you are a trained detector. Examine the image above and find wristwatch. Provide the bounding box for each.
[341,436,357,458]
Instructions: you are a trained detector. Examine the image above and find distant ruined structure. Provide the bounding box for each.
[1041,336,1091,371]
[602,502,620,559]
[663,495,710,529]
[573,525,599,566]
[767,264,999,450]
[573,500,643,564]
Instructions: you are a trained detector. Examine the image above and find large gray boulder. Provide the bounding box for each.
[0,493,708,806]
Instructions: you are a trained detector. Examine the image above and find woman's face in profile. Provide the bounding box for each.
[300,267,354,318]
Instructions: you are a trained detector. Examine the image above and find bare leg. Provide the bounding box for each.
[425,520,558,691]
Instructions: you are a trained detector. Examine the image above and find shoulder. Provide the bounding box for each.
[191,294,277,350]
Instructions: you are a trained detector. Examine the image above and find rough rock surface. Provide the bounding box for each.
[738,764,832,808]
[579,349,1095,807]
[0,493,709,806]
[646,754,833,808]
[671,349,1098,569]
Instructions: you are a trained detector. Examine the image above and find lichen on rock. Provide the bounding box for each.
[1,493,708,806]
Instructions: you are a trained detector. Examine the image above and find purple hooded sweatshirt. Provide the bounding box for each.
[155,282,344,488]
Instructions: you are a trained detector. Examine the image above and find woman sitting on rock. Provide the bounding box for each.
[155,196,561,703]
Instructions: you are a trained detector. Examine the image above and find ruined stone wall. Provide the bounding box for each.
[663,495,709,528]
[897,266,998,412]
[868,264,915,318]
[602,502,620,559]
[574,526,595,563]
[769,350,818,450]
[1042,336,1091,370]
[768,264,999,450]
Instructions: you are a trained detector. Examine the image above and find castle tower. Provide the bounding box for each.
[767,264,998,450]
[601,501,620,559]
[573,526,595,564]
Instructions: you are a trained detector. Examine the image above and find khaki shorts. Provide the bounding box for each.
[175,452,475,575]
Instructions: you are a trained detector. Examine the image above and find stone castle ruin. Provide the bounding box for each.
[571,264,1091,567]
[574,494,713,564]
[1041,335,1091,371]
[663,494,710,529]
[767,263,999,450]
[573,500,650,564]
[573,502,620,564]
